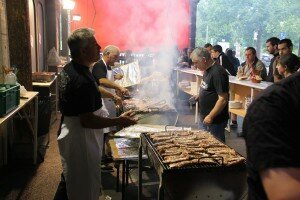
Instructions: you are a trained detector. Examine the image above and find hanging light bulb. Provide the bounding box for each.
[63,0,75,10]
[72,14,81,21]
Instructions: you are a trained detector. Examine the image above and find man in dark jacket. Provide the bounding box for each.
[265,37,280,82]
[211,45,236,76]
[244,72,300,200]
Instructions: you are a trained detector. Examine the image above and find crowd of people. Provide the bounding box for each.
[56,27,300,200]
[187,39,300,200]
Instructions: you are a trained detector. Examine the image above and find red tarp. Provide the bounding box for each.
[71,0,190,51]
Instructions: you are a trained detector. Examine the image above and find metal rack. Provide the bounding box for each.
[138,132,247,200]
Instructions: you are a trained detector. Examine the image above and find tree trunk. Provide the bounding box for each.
[256,28,262,59]
[189,0,200,48]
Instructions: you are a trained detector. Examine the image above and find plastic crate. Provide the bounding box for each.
[0,84,20,117]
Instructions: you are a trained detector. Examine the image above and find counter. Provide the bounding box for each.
[175,68,273,119]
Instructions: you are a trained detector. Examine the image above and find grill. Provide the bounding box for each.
[117,98,179,126]
[138,132,247,200]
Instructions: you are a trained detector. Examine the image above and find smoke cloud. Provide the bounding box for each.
[72,0,189,51]
[72,0,190,109]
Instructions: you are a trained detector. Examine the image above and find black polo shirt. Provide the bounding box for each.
[92,59,110,84]
[199,63,229,124]
[244,72,300,199]
[58,60,102,116]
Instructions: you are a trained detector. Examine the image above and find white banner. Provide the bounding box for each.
[114,61,141,87]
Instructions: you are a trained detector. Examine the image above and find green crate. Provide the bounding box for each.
[0,84,20,117]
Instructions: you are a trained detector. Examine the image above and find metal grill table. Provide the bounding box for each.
[138,133,247,200]
[109,138,147,200]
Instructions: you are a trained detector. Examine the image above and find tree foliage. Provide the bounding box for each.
[196,0,300,55]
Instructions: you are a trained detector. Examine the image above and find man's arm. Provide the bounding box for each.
[98,86,122,106]
[99,78,129,95]
[260,167,300,200]
[79,110,136,129]
[203,92,228,124]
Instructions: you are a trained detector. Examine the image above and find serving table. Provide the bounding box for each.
[175,68,272,125]
[0,91,39,165]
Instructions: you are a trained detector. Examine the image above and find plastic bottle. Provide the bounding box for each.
[4,70,17,85]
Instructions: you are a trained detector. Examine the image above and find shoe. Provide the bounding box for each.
[101,155,113,163]
[105,196,112,200]
[101,164,114,172]
[99,194,112,200]
[230,121,238,128]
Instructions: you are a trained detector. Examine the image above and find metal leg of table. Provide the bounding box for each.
[116,162,120,192]
[2,123,8,165]
[195,101,198,124]
[126,160,129,186]
[33,96,38,164]
[122,160,126,200]
[158,182,164,200]
[138,142,143,200]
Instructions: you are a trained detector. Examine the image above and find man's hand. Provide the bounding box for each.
[120,110,136,118]
[114,74,123,80]
[113,95,122,106]
[189,94,199,102]
[203,114,213,125]
[118,110,137,127]
[118,87,129,96]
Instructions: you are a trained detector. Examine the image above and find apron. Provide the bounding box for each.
[102,68,117,133]
[57,109,104,200]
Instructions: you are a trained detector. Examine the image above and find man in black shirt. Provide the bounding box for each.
[190,47,229,142]
[244,72,300,200]
[265,37,280,82]
[57,28,136,200]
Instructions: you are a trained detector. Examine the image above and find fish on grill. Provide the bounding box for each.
[163,154,190,164]
[161,151,183,157]
[147,130,246,169]
[206,147,236,155]
[189,152,211,158]
[152,136,173,143]
[176,131,193,136]
[148,132,173,138]
[156,144,178,152]
[176,141,201,147]
[169,159,199,168]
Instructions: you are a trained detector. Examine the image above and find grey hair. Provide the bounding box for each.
[190,47,211,61]
[103,45,120,56]
[67,28,95,58]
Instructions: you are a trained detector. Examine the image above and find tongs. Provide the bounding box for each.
[123,94,133,99]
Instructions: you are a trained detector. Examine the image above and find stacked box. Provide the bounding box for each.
[0,84,20,116]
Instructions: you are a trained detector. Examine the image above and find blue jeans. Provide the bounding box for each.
[199,120,227,142]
